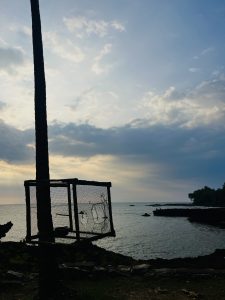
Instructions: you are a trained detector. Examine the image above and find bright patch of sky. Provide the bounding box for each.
[0,0,225,203]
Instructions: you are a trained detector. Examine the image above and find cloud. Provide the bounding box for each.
[193,47,214,60]
[63,16,125,38]
[9,25,32,38]
[44,31,85,63]
[138,77,225,128]
[68,87,121,126]
[0,101,6,110]
[92,43,112,74]
[189,67,199,73]
[110,21,126,32]
[0,119,33,163]
[201,47,214,56]
[0,74,224,199]
[46,120,225,185]
[0,115,224,201]
[0,45,25,73]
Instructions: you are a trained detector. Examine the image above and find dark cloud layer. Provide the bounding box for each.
[0,119,224,185]
[0,120,33,163]
[48,121,225,183]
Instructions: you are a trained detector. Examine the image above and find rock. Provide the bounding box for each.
[117,265,132,273]
[181,289,200,298]
[0,222,13,239]
[142,213,150,217]
[60,264,90,279]
[63,261,95,269]
[132,264,151,273]
[28,273,38,280]
[154,287,169,294]
[54,226,69,237]
[93,266,107,272]
[6,270,25,280]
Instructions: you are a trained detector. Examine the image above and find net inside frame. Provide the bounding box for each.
[24,178,115,243]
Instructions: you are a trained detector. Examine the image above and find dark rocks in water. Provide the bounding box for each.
[146,203,193,207]
[0,222,13,239]
[54,226,69,237]
[142,213,150,217]
[153,208,225,228]
[6,270,25,280]
[188,215,225,228]
[153,208,225,217]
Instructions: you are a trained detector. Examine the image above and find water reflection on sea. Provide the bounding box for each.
[1,202,225,260]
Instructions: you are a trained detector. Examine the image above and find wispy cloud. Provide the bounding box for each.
[138,76,225,128]
[189,67,200,73]
[201,47,214,56]
[44,31,85,63]
[63,16,125,38]
[110,21,126,32]
[9,25,32,37]
[193,47,215,60]
[91,43,112,75]
[68,86,120,126]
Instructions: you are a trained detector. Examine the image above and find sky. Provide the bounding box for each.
[0,0,225,204]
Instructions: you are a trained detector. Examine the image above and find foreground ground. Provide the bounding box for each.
[1,242,225,299]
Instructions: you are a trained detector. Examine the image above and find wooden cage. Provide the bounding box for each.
[24,178,115,243]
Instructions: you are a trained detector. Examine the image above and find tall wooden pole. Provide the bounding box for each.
[30,0,54,243]
[30,1,58,298]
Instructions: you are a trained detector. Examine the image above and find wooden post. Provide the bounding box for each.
[107,185,115,236]
[30,1,59,298]
[67,184,73,231]
[72,183,80,241]
[24,183,31,242]
[30,0,54,243]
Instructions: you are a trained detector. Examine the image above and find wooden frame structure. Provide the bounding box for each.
[25,178,115,244]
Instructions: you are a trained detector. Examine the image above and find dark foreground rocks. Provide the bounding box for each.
[0,222,13,239]
[1,241,225,273]
[1,242,225,299]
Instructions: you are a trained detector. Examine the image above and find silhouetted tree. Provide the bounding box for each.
[189,183,225,207]
[30,0,59,298]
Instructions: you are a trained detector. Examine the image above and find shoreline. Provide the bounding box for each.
[1,241,225,299]
[1,240,225,270]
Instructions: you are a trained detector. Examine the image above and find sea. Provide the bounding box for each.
[1,202,225,260]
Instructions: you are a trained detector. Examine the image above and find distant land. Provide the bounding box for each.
[152,183,225,228]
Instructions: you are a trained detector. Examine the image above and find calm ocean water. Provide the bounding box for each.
[1,202,225,260]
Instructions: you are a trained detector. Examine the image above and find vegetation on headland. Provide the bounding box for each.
[188,183,225,207]
[152,183,225,228]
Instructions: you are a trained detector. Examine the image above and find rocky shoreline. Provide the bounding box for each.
[1,241,225,299]
[1,241,225,273]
